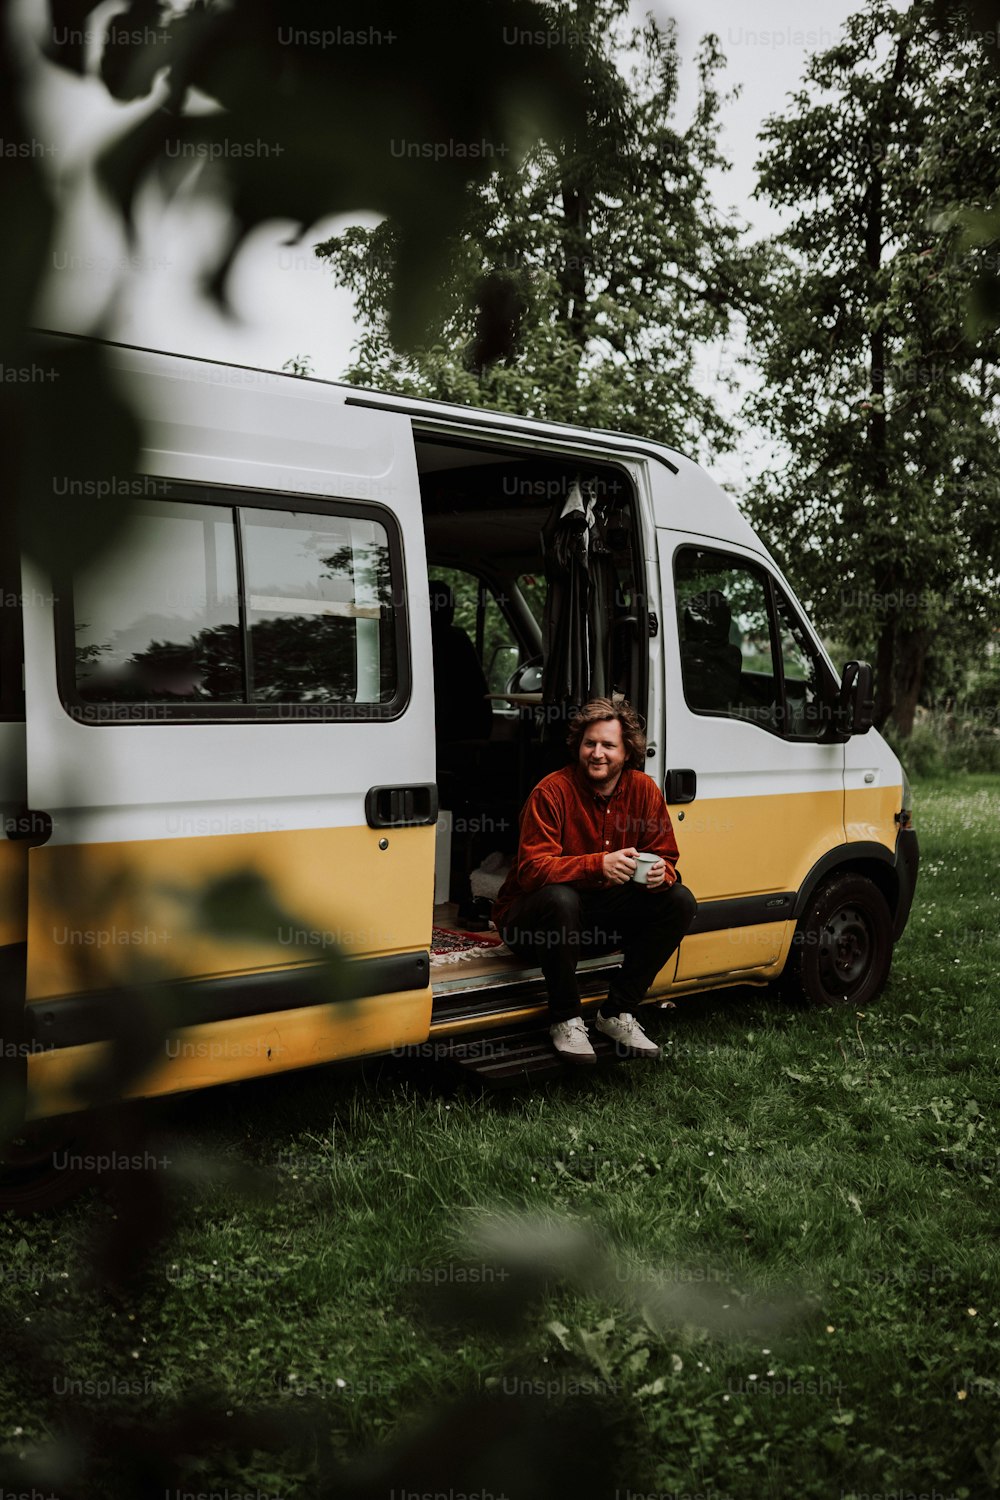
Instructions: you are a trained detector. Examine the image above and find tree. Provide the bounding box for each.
[743,0,1000,736]
[3,0,591,575]
[315,2,747,460]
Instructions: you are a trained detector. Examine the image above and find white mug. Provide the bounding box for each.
[631,852,660,885]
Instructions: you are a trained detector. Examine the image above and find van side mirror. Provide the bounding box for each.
[487,643,519,693]
[840,660,875,735]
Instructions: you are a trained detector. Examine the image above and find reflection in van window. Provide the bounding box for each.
[243,509,396,704]
[71,500,399,709]
[675,549,777,726]
[774,586,826,739]
[74,501,244,702]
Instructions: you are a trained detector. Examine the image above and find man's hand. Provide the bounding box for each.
[644,858,669,889]
[603,847,638,885]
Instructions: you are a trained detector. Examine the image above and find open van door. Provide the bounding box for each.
[21,345,436,1120]
[657,530,846,985]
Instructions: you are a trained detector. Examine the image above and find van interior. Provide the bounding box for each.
[414,433,648,1013]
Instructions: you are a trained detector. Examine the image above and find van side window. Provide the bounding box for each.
[64,490,406,719]
[242,509,396,704]
[675,548,778,727]
[773,585,831,741]
[430,567,518,700]
[74,500,244,703]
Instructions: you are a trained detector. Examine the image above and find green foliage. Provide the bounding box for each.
[884,712,1000,776]
[743,0,1000,736]
[315,4,747,460]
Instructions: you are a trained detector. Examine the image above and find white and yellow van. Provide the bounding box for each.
[1,335,918,1123]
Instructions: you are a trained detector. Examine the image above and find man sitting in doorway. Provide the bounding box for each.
[492,698,697,1063]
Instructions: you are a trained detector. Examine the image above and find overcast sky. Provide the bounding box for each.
[31,0,864,480]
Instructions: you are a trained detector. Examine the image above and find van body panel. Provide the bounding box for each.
[844,734,903,850]
[670,786,844,978]
[112,347,407,502]
[24,823,434,1000]
[647,455,768,555]
[24,985,429,1121]
[675,919,795,978]
[0,843,27,949]
[670,788,846,898]
[844,785,902,848]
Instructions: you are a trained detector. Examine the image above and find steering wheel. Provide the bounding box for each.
[506,654,543,694]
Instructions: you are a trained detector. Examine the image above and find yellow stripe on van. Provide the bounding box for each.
[26,824,434,1000]
[845,784,900,848]
[24,987,429,1121]
[669,788,844,901]
[674,921,794,983]
[0,838,27,946]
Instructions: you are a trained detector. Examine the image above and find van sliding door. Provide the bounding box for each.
[21,347,435,1119]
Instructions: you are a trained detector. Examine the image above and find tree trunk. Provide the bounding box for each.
[873,612,896,730]
[865,36,910,731]
[890,626,929,737]
[559,179,591,352]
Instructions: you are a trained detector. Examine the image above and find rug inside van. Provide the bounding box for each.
[430,927,507,965]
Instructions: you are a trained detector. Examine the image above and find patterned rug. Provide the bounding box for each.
[430,926,508,965]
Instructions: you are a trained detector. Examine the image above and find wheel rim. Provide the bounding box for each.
[818,903,872,996]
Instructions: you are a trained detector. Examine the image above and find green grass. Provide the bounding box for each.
[1,775,998,1499]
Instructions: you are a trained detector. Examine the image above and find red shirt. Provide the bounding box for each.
[492,762,680,928]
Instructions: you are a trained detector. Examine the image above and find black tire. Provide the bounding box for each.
[780,872,893,1008]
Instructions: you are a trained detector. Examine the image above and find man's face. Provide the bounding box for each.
[578,719,627,792]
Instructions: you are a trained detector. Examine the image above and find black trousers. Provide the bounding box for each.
[499,880,698,1023]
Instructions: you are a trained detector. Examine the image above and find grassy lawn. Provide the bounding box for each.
[1,775,998,1499]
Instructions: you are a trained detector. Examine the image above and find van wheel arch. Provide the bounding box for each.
[792,846,901,929]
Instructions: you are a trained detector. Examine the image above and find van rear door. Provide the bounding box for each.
[21,347,435,1118]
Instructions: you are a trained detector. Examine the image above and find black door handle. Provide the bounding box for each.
[664,769,697,804]
[365,784,439,828]
[4,809,53,846]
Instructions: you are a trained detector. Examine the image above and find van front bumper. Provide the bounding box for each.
[893,826,919,940]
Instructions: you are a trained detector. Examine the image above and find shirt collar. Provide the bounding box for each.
[573,763,628,803]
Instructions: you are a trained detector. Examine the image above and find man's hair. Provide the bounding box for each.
[565,698,647,769]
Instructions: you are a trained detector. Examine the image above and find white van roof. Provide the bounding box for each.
[40,329,767,557]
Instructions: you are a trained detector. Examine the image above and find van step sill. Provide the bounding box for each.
[430,963,621,1026]
[427,1023,641,1085]
[430,954,620,997]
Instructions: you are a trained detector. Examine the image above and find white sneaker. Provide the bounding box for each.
[595,1011,660,1057]
[549,1016,597,1065]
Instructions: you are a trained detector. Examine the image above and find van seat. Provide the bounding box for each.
[680,590,743,714]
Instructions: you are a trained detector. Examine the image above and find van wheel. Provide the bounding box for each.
[781,873,893,1008]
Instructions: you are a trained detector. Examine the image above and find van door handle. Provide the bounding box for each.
[5,808,53,845]
[365,784,439,828]
[664,769,697,804]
